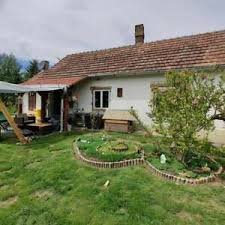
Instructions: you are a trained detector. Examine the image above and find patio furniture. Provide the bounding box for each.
[26,122,53,135]
[14,114,35,127]
[0,121,10,132]
[73,112,104,129]
[0,112,33,137]
[0,99,28,143]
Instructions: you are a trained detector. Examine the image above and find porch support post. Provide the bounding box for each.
[60,97,64,132]
[63,93,69,132]
[38,92,48,122]
[17,93,24,115]
[60,87,69,132]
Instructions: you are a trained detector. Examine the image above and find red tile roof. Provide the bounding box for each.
[24,29,225,86]
[23,75,85,86]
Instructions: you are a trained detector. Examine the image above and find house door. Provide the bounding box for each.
[52,91,62,119]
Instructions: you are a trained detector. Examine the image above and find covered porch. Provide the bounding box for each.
[0,80,71,138]
[20,76,87,133]
[19,84,70,133]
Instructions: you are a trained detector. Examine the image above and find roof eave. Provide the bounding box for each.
[87,64,225,78]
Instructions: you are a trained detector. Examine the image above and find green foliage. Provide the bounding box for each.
[143,141,218,177]
[0,54,22,106]
[219,172,225,180]
[24,59,40,80]
[150,70,225,162]
[0,54,21,83]
[130,107,152,135]
[185,151,220,172]
[77,133,141,161]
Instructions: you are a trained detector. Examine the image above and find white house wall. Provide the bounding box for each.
[73,74,225,129]
[22,92,41,114]
[73,74,164,125]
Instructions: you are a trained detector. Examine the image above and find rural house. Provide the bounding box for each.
[21,24,225,131]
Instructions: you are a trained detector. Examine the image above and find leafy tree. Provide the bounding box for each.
[0,54,7,63]
[150,70,225,163]
[0,54,22,107]
[0,54,21,83]
[24,59,40,80]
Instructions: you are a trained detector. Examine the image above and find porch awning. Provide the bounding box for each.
[22,84,67,92]
[0,81,33,93]
[0,81,66,93]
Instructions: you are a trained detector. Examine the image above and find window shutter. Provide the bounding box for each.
[117,88,123,97]
[28,93,36,111]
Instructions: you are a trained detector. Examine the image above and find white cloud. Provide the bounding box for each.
[0,0,225,62]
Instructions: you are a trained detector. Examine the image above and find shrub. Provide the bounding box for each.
[150,70,225,164]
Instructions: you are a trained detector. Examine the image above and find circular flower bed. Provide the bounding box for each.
[76,133,143,162]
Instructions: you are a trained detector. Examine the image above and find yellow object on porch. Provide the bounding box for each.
[35,109,41,123]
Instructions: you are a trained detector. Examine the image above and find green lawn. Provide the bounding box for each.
[0,132,225,225]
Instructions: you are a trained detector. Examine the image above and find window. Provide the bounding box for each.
[117,88,123,97]
[94,91,101,108]
[93,90,110,109]
[102,91,109,108]
[28,93,36,111]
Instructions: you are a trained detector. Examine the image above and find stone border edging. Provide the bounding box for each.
[73,142,145,169]
[145,161,223,185]
[73,141,223,185]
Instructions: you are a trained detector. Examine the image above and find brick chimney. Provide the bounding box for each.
[135,24,144,44]
[40,60,49,71]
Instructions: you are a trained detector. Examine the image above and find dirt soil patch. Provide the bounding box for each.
[177,211,203,223]
[25,160,42,169]
[0,184,10,191]
[0,196,18,208]
[32,190,54,200]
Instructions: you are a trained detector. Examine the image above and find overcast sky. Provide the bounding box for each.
[0,0,225,63]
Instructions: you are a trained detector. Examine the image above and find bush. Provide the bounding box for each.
[150,70,225,163]
[219,173,225,180]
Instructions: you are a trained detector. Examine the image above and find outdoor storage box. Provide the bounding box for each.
[103,110,136,133]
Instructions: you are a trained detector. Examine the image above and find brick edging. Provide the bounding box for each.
[73,142,145,169]
[73,141,223,185]
[145,160,223,185]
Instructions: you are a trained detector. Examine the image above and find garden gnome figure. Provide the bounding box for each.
[160,154,166,164]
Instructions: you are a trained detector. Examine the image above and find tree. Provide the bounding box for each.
[150,70,225,163]
[0,54,22,107]
[24,59,40,80]
[0,54,7,63]
[0,54,21,83]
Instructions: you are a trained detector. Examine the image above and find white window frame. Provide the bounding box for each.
[93,89,110,109]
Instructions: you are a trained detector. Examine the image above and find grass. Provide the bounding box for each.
[0,132,225,225]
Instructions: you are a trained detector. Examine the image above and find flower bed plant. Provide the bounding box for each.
[143,142,221,178]
[76,133,142,162]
